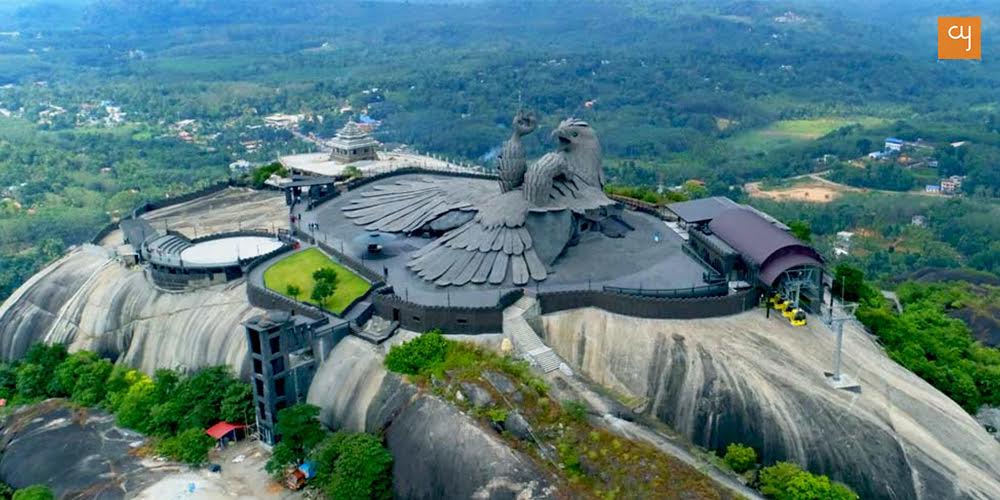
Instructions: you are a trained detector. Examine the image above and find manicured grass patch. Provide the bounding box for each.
[263,247,371,314]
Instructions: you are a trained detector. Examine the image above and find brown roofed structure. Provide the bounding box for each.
[708,208,823,286]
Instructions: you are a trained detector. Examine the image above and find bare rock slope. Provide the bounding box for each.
[0,245,256,374]
[541,307,1000,500]
[307,337,555,499]
[0,188,288,372]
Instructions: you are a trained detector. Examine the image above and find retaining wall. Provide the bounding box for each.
[372,288,523,335]
[537,288,760,319]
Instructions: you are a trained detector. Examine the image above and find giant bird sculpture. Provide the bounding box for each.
[341,112,631,287]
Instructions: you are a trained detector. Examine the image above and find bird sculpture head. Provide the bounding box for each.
[552,118,598,152]
[552,118,603,186]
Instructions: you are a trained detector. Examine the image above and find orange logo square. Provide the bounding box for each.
[938,17,981,60]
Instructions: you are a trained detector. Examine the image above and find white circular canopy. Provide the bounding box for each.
[179,236,283,267]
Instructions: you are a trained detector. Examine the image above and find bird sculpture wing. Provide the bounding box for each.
[406,190,548,286]
[497,133,527,192]
[523,152,568,206]
[341,176,499,233]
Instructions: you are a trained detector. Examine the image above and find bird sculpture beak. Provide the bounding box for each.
[552,126,572,148]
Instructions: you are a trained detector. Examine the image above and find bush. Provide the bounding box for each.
[157,428,215,465]
[562,399,588,422]
[0,481,14,500]
[384,331,451,375]
[723,443,757,473]
[759,461,857,500]
[11,485,54,500]
[311,432,393,500]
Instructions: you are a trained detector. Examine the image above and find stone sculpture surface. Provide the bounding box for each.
[341,113,631,287]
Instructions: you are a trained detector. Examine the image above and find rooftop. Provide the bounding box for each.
[666,197,740,224]
[708,208,823,285]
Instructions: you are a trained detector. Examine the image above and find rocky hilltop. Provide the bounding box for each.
[307,336,556,500]
[541,307,1000,500]
[0,244,257,374]
[0,188,288,370]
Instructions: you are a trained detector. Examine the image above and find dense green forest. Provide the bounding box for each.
[1,0,999,300]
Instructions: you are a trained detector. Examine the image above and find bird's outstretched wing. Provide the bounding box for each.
[341,176,499,233]
[406,191,548,286]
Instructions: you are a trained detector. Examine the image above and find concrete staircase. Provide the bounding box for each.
[504,296,562,373]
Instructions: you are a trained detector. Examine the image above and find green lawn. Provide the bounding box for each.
[263,247,371,315]
[727,117,887,154]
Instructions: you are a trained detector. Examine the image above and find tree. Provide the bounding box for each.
[156,427,215,465]
[723,443,757,473]
[266,404,326,476]
[11,485,54,500]
[220,383,254,424]
[116,375,158,432]
[788,220,812,243]
[71,358,113,406]
[311,280,335,307]
[384,331,451,375]
[0,363,17,400]
[312,432,393,500]
[286,284,301,300]
[15,364,49,400]
[832,264,866,302]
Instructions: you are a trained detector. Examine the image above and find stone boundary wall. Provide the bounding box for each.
[90,180,241,245]
[372,287,524,335]
[246,284,327,320]
[537,288,760,319]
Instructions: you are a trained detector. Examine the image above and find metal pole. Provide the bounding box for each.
[834,321,844,382]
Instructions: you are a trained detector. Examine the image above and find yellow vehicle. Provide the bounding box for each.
[782,306,796,319]
[773,296,789,312]
[790,309,807,327]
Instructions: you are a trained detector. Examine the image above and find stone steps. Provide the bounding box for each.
[504,296,561,373]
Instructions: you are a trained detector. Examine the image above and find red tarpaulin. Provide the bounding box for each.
[205,422,245,440]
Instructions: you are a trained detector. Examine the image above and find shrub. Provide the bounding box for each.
[723,443,757,473]
[11,485,54,500]
[312,432,393,500]
[759,461,857,500]
[562,399,588,422]
[486,408,508,424]
[0,481,14,500]
[384,332,451,375]
[157,427,215,465]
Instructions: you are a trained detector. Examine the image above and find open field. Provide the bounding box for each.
[727,117,887,153]
[263,247,370,314]
[745,175,860,203]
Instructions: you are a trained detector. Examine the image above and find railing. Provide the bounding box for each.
[603,282,729,299]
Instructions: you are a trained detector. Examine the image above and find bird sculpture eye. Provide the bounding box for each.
[572,132,579,137]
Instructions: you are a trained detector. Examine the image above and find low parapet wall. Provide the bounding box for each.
[372,287,523,335]
[343,166,498,192]
[537,288,760,319]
